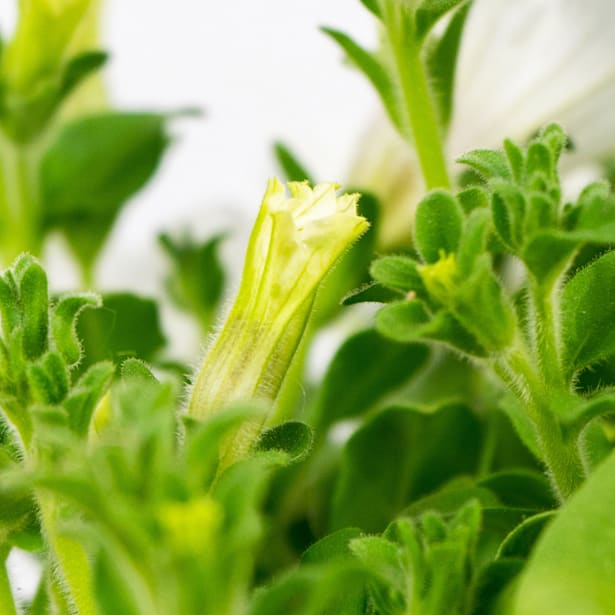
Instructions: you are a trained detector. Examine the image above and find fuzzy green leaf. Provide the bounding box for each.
[311,328,429,430]
[458,149,511,182]
[415,190,464,263]
[18,257,49,361]
[331,403,482,532]
[414,0,470,40]
[51,293,101,366]
[561,251,615,372]
[370,255,427,296]
[514,449,615,615]
[40,112,170,268]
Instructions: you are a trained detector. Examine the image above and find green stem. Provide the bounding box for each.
[0,547,18,615]
[38,494,97,615]
[0,134,41,264]
[389,23,450,190]
[530,278,566,390]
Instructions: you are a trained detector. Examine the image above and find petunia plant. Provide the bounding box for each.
[1,0,615,614]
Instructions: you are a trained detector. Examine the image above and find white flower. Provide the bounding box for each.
[351,0,615,246]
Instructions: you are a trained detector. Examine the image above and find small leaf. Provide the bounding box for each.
[458,149,511,181]
[28,352,69,405]
[64,361,115,436]
[302,528,363,564]
[561,251,615,372]
[415,190,464,263]
[342,281,401,305]
[370,255,427,295]
[415,0,470,40]
[273,142,314,183]
[503,139,525,183]
[18,258,49,361]
[60,51,108,98]
[424,0,471,130]
[51,293,101,366]
[254,421,314,465]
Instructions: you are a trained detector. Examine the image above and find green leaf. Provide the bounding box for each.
[497,511,555,559]
[311,329,429,430]
[414,0,470,40]
[60,50,108,99]
[302,528,363,565]
[503,139,525,183]
[490,182,527,250]
[28,352,69,405]
[64,361,114,436]
[370,255,427,296]
[254,421,314,465]
[458,186,489,214]
[273,142,314,183]
[521,230,577,282]
[76,292,166,372]
[424,0,471,130]
[477,470,555,511]
[342,281,401,305]
[561,251,615,372]
[359,0,382,18]
[376,300,486,356]
[331,403,482,532]
[321,27,402,134]
[51,293,101,366]
[415,190,464,263]
[159,232,226,331]
[40,112,170,268]
[457,149,511,182]
[514,449,615,615]
[17,257,49,361]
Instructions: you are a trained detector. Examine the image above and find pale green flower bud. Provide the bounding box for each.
[188,179,368,458]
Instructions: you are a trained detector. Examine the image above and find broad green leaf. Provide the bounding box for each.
[311,329,429,430]
[514,449,615,615]
[331,403,482,532]
[561,251,615,372]
[40,112,170,268]
[273,142,314,183]
[414,190,464,263]
[75,292,166,373]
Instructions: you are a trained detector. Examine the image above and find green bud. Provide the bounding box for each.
[187,179,368,459]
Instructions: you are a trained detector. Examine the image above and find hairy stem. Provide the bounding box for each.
[38,494,98,615]
[390,26,450,190]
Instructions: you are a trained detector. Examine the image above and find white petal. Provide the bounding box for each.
[449,0,615,161]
